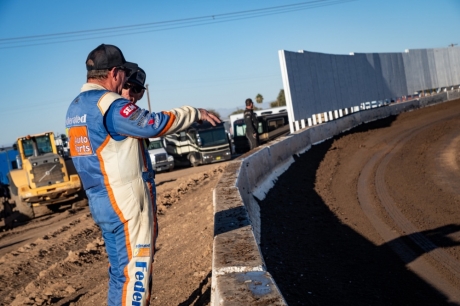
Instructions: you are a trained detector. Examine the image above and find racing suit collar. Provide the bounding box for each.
[81,83,109,93]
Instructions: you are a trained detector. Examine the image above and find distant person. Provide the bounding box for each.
[121,66,152,148]
[65,44,220,306]
[244,98,259,150]
[121,67,146,104]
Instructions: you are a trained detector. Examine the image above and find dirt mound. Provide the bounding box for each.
[156,167,223,214]
[0,164,224,306]
[0,213,104,305]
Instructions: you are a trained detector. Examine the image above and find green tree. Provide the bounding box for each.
[270,89,286,108]
[255,93,264,104]
[276,89,286,106]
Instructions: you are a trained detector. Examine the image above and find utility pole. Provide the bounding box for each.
[145,84,152,113]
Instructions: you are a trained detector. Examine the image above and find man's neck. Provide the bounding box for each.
[88,79,110,90]
[88,79,121,94]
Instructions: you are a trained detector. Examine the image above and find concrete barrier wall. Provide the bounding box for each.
[212,161,288,305]
[448,90,460,101]
[279,48,460,125]
[419,92,448,107]
[211,93,459,305]
[389,99,420,116]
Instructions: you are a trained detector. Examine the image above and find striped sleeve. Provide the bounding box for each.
[106,99,201,139]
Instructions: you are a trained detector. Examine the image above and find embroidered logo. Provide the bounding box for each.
[120,103,139,118]
[134,248,150,257]
[154,114,160,129]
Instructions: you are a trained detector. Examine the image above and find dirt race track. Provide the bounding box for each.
[261,98,460,305]
[2,99,460,305]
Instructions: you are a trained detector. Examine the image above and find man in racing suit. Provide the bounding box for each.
[65,44,219,306]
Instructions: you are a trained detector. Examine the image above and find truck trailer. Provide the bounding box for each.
[0,147,19,228]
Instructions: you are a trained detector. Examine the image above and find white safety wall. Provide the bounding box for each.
[279,48,460,129]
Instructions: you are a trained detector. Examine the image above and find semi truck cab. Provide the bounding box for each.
[147,137,174,172]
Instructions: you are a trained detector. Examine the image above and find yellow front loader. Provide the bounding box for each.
[8,131,82,219]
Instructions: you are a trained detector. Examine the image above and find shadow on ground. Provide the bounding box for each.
[259,116,460,305]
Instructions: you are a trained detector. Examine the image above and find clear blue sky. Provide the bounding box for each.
[0,0,459,146]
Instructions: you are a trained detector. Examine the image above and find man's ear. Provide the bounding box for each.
[111,67,125,82]
[110,67,118,79]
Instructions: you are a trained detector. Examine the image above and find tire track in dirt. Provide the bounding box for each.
[432,131,460,197]
[358,113,460,302]
[376,129,460,276]
[0,212,106,305]
[0,207,89,256]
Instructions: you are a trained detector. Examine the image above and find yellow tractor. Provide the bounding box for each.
[7,131,82,219]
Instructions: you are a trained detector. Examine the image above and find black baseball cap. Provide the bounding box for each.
[86,44,138,74]
[127,68,146,89]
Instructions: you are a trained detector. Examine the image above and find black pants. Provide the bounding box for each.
[246,132,260,150]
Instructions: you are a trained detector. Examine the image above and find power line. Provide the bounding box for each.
[0,0,357,49]
[0,0,353,41]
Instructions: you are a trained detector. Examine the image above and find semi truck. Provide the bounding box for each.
[164,121,232,167]
[147,137,174,172]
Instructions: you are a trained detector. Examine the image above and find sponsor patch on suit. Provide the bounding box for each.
[134,247,150,257]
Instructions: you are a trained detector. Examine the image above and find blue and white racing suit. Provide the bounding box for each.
[65,83,200,306]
